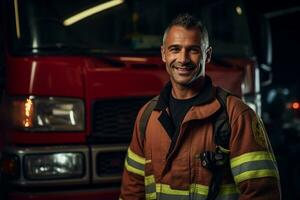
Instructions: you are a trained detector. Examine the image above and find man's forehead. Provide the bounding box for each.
[165,26,202,44]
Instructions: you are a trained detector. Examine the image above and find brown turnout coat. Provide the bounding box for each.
[120,78,281,200]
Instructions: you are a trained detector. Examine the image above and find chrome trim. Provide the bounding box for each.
[91,144,128,183]
[8,187,120,198]
[2,145,90,187]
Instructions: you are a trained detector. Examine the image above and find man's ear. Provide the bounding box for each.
[205,47,212,63]
[161,45,166,63]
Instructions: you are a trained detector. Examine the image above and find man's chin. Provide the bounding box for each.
[171,79,193,87]
[172,76,205,87]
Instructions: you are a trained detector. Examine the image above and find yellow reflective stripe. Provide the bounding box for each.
[156,184,189,195]
[146,192,157,200]
[190,183,209,195]
[191,184,238,196]
[145,175,155,186]
[217,145,230,154]
[234,169,279,183]
[219,184,239,195]
[124,159,144,176]
[127,148,145,165]
[145,159,152,164]
[230,151,273,168]
[156,184,237,196]
[145,178,156,198]
[144,174,238,197]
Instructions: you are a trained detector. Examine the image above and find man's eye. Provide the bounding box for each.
[190,48,200,53]
[170,47,180,52]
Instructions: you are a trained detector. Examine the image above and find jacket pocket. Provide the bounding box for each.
[194,153,212,185]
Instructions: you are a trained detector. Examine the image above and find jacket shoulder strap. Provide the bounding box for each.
[139,95,159,142]
[206,87,232,200]
[214,87,231,149]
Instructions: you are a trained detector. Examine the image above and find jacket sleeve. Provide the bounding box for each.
[120,106,147,200]
[229,107,281,200]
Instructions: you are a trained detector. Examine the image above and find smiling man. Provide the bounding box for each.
[120,14,281,200]
[161,22,211,99]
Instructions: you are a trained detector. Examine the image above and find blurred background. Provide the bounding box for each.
[259,2,300,199]
[0,0,299,200]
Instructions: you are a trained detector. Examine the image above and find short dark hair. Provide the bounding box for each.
[162,13,209,49]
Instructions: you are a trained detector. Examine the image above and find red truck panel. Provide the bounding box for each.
[8,188,119,200]
[6,56,85,97]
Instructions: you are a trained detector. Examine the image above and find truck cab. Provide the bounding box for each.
[0,0,270,199]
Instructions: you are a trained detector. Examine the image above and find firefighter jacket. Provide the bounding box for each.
[120,77,281,200]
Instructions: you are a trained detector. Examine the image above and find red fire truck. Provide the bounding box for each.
[0,0,271,199]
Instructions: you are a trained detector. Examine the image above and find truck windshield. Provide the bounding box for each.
[8,0,253,57]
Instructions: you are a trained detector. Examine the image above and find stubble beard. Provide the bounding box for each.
[168,60,204,88]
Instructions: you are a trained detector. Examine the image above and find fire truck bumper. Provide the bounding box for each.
[7,188,120,200]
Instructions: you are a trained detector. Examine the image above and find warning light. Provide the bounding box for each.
[292,102,300,110]
[288,101,300,110]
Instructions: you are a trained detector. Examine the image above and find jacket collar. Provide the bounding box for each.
[154,76,215,111]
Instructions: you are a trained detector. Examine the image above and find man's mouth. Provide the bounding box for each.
[174,66,194,71]
[173,64,195,73]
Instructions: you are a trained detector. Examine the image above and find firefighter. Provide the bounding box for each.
[120,13,281,200]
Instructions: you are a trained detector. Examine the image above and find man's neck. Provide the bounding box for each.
[171,78,205,100]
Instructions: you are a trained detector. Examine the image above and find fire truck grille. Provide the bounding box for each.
[96,151,127,177]
[92,97,152,141]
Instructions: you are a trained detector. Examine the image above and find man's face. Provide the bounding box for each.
[161,26,211,87]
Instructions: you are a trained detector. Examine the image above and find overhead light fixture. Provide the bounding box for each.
[13,0,21,38]
[63,0,124,26]
[235,6,243,15]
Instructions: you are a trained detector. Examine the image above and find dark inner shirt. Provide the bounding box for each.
[168,93,201,138]
[156,77,214,141]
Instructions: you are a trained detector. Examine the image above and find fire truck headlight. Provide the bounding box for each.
[24,153,84,179]
[10,96,84,131]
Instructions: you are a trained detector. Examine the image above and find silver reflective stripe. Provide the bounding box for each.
[191,193,207,200]
[125,148,145,176]
[146,183,156,194]
[126,156,144,171]
[231,160,276,177]
[145,175,156,199]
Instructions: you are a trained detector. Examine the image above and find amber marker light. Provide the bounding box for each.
[0,155,20,179]
[11,98,34,128]
[23,98,33,127]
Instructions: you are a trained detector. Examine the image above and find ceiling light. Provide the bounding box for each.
[64,0,124,26]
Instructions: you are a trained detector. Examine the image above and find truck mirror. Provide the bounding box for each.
[259,17,272,66]
[260,63,273,87]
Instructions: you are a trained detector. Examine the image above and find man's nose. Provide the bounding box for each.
[177,49,190,64]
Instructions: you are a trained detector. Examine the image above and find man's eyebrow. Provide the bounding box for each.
[167,44,181,50]
[167,44,201,50]
[188,45,201,49]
